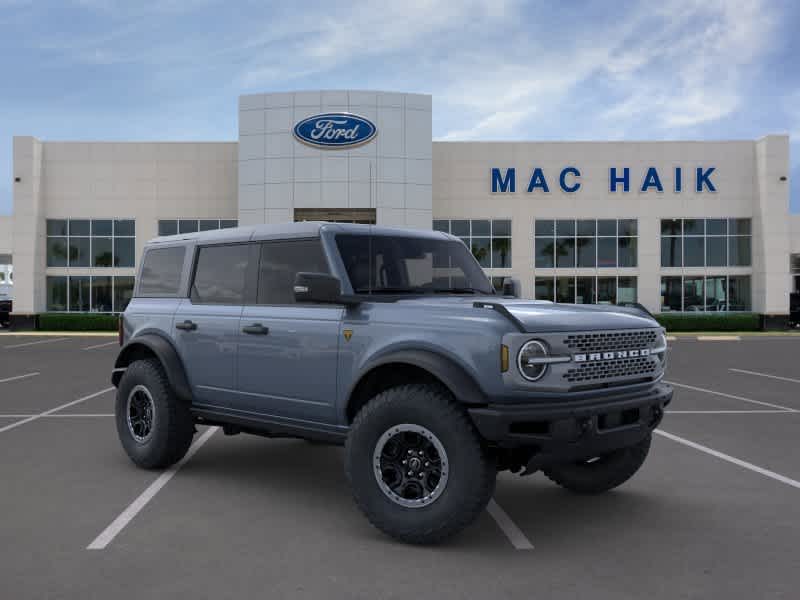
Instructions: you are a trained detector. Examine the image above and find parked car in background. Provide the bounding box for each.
[0,288,12,328]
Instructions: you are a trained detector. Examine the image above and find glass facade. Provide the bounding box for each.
[433,219,512,268]
[46,219,135,268]
[46,276,135,312]
[661,218,751,267]
[535,276,638,305]
[535,219,637,269]
[158,219,238,236]
[659,275,751,312]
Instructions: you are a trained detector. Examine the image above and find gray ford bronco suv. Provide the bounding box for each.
[112,222,672,544]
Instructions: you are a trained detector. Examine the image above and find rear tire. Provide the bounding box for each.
[345,384,496,545]
[543,434,651,494]
[115,358,195,470]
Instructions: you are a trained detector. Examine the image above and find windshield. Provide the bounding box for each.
[335,234,494,295]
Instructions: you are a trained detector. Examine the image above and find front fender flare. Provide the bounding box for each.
[349,349,487,407]
[112,333,192,402]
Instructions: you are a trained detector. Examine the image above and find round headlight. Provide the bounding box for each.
[517,340,548,381]
[656,331,668,367]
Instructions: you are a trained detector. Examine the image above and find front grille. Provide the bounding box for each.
[563,356,658,383]
[563,329,658,354]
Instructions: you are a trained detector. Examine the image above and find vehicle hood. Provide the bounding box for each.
[393,296,658,333]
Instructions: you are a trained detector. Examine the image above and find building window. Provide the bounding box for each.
[535,276,638,304]
[433,219,512,268]
[158,219,238,236]
[46,275,135,312]
[46,219,135,268]
[659,275,751,312]
[661,218,751,267]
[534,219,637,269]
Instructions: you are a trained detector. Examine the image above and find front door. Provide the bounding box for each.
[233,238,342,423]
[173,243,251,408]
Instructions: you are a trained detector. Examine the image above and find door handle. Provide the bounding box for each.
[175,320,197,331]
[242,323,269,335]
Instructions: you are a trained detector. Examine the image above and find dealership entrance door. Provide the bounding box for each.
[294,208,376,224]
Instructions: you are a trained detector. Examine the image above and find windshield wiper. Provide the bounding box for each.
[353,287,424,294]
[432,287,484,294]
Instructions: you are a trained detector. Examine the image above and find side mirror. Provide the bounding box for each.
[294,272,343,304]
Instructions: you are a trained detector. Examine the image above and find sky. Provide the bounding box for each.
[0,0,798,215]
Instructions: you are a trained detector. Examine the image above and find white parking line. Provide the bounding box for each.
[487,498,534,550]
[0,413,114,418]
[667,409,798,414]
[655,430,800,490]
[729,368,800,385]
[665,380,796,412]
[0,372,39,384]
[0,387,114,434]
[697,336,741,341]
[87,426,219,550]
[83,341,118,351]
[3,337,69,349]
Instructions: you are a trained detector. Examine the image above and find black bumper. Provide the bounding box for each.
[468,383,672,462]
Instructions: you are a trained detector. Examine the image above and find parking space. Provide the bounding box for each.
[1,335,799,598]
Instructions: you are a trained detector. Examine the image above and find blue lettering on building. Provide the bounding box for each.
[696,167,716,192]
[640,167,664,192]
[527,168,550,193]
[609,167,630,193]
[491,168,515,193]
[489,166,716,194]
[559,167,581,193]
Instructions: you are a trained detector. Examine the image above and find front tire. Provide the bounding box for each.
[543,434,652,494]
[115,358,195,470]
[345,384,496,545]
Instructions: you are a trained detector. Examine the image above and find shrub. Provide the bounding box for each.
[38,313,119,331]
[655,313,760,332]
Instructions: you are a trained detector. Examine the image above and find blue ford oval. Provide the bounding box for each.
[293,113,377,148]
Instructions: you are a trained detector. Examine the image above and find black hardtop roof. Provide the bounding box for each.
[147,221,455,246]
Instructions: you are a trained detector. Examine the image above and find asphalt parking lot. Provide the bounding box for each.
[1,333,799,599]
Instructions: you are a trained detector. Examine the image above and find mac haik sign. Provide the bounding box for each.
[490,167,717,194]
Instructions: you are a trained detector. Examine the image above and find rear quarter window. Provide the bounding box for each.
[137,246,186,296]
[190,244,250,305]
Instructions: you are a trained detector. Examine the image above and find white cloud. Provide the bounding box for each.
[443,0,778,140]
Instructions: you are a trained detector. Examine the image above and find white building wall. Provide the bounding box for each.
[12,139,238,313]
[238,90,432,228]
[11,136,44,314]
[753,135,791,314]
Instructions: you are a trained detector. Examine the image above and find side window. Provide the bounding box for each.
[137,246,186,296]
[190,244,250,305]
[257,239,329,305]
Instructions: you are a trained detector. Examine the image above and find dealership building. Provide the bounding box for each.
[1,89,798,328]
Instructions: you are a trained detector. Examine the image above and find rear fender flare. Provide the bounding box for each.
[112,333,192,402]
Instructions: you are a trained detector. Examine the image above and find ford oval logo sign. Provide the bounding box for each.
[293,113,377,149]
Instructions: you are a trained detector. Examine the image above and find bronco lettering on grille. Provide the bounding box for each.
[573,348,651,362]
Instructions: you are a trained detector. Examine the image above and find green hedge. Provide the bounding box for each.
[38,313,119,331]
[655,312,760,332]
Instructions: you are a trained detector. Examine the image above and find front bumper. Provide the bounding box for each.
[468,383,672,463]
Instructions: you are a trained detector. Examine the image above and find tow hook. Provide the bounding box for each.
[650,406,664,427]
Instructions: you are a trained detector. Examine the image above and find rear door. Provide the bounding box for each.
[172,242,254,409]
[233,238,343,423]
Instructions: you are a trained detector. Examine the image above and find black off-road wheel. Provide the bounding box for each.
[345,384,496,545]
[115,359,195,470]
[543,434,652,494]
